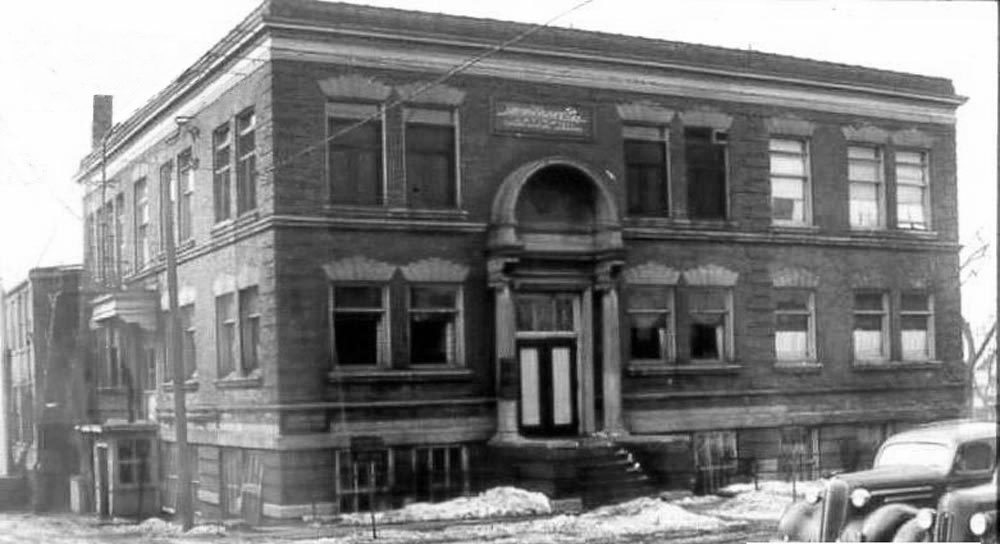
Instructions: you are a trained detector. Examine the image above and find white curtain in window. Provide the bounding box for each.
[853,330,884,359]
[901,330,929,360]
[776,331,808,359]
[377,318,389,365]
[850,183,880,227]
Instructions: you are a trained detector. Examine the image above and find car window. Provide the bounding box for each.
[954,441,995,472]
[876,442,952,470]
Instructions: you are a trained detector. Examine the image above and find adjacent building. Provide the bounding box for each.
[74,0,967,519]
[0,266,83,510]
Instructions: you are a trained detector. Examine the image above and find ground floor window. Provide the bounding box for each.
[335,449,392,513]
[778,426,820,480]
[161,443,199,513]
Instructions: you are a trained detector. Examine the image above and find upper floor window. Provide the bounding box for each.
[405,108,458,209]
[769,139,811,226]
[235,108,257,214]
[626,285,675,362]
[134,178,150,270]
[895,150,929,230]
[159,161,176,244]
[848,145,884,229]
[330,285,388,367]
[238,286,260,374]
[853,291,888,362]
[327,103,383,206]
[900,293,934,361]
[685,127,727,220]
[177,149,194,242]
[774,289,815,362]
[216,293,237,378]
[624,126,669,217]
[114,193,125,276]
[212,123,232,222]
[408,285,462,365]
[685,288,732,362]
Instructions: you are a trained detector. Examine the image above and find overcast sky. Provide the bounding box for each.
[0,0,995,332]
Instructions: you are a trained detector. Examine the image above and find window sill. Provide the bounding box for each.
[770,224,820,233]
[669,218,738,230]
[774,360,823,373]
[162,380,200,392]
[327,368,473,383]
[96,386,129,395]
[626,363,740,376]
[323,204,468,220]
[235,209,260,225]
[214,373,262,389]
[852,360,943,371]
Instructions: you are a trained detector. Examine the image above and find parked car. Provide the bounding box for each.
[892,470,997,542]
[778,420,996,542]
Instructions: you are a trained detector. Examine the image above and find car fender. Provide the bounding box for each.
[778,500,820,542]
[862,503,919,542]
[892,516,930,542]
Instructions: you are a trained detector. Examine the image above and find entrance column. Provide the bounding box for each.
[598,262,626,434]
[490,258,518,442]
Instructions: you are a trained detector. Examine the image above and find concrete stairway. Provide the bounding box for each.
[578,444,655,507]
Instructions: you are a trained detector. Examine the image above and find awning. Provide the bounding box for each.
[90,291,158,331]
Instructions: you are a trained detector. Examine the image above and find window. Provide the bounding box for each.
[853,292,888,362]
[115,193,125,276]
[895,150,929,230]
[900,293,934,361]
[685,127,727,220]
[327,103,383,206]
[778,427,820,480]
[394,444,470,503]
[408,285,461,365]
[220,448,253,518]
[335,449,391,513]
[515,294,575,332]
[134,178,150,270]
[180,304,197,379]
[216,293,237,377]
[686,289,732,361]
[213,122,232,222]
[117,439,153,486]
[693,431,738,493]
[239,287,260,373]
[624,126,669,216]
[236,108,257,214]
[954,440,995,472]
[848,145,884,228]
[626,285,675,362]
[405,108,457,209]
[770,138,810,225]
[774,289,815,361]
[330,285,387,367]
[177,149,194,241]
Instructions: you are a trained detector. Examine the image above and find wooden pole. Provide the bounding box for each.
[161,163,193,531]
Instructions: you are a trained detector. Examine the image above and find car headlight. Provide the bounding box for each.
[805,488,822,504]
[850,487,871,508]
[915,508,936,530]
[970,512,995,537]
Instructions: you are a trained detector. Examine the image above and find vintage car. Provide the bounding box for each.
[777,420,996,542]
[891,469,997,542]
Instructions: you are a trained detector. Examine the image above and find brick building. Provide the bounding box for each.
[0,266,83,510]
[75,0,967,519]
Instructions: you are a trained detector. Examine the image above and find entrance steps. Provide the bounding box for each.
[486,438,655,508]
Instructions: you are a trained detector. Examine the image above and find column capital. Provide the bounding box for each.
[488,256,518,289]
[594,259,624,291]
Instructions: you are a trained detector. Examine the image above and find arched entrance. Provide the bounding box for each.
[488,158,625,442]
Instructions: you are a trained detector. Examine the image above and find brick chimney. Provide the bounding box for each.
[92,95,113,149]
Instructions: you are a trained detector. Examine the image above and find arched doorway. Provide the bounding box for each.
[488,158,625,441]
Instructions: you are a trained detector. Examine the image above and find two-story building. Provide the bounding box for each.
[75,0,967,519]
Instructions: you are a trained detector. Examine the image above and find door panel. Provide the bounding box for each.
[552,347,573,426]
[519,347,541,426]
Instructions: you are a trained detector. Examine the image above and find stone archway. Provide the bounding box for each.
[488,157,622,253]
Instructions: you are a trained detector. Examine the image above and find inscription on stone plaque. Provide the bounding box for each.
[494,100,593,139]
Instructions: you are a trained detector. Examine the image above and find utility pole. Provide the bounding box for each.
[161,163,193,530]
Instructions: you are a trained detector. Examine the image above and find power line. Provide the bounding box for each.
[261,0,596,178]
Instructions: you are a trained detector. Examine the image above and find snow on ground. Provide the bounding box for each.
[340,486,551,525]
[695,479,824,522]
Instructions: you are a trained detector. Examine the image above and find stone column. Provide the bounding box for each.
[489,257,519,443]
[579,288,596,434]
[598,262,626,435]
